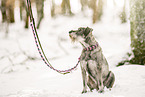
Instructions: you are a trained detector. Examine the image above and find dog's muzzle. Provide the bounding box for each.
[69,30,77,42]
[69,34,76,42]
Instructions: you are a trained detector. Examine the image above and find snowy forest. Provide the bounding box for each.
[0,0,145,97]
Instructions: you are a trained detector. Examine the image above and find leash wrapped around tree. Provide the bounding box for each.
[26,0,80,75]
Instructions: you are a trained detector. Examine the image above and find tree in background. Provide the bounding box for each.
[80,0,104,23]
[80,0,88,11]
[19,0,44,29]
[119,0,127,23]
[61,0,73,15]
[1,0,15,23]
[0,0,15,37]
[19,0,29,28]
[89,0,98,23]
[1,0,7,22]
[19,0,27,21]
[36,0,44,29]
[6,0,15,23]
[97,0,103,21]
[51,0,73,17]
[51,0,55,17]
[130,0,145,65]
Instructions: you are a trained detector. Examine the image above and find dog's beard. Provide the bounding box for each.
[69,35,76,43]
[69,33,78,42]
[70,37,76,43]
[70,35,85,43]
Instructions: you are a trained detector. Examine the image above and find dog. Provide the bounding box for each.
[69,27,115,93]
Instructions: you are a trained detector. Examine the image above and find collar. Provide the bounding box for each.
[83,44,98,51]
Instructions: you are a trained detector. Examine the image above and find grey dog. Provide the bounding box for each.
[69,27,115,93]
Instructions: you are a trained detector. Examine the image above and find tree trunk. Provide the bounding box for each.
[19,0,29,28]
[1,0,7,22]
[51,0,55,17]
[80,0,88,11]
[25,11,29,28]
[130,0,145,65]
[36,0,44,29]
[90,0,98,24]
[6,0,15,23]
[61,0,73,15]
[120,0,127,23]
[19,0,25,20]
[98,0,103,21]
[89,0,103,24]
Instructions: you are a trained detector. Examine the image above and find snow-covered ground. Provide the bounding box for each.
[0,0,145,97]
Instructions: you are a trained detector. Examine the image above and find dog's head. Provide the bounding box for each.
[69,27,93,42]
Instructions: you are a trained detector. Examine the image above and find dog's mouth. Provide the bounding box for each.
[69,30,77,42]
[69,34,76,42]
[69,30,86,43]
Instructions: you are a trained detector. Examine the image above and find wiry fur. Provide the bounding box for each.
[69,27,115,93]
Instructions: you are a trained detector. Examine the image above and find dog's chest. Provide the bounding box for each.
[80,50,97,61]
[80,60,98,75]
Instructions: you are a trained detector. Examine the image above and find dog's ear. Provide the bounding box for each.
[69,30,75,34]
[84,27,93,37]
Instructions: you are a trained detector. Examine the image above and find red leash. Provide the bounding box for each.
[26,0,79,74]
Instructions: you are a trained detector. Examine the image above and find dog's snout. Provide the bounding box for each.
[69,34,72,38]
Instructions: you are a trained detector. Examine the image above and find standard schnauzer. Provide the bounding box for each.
[69,27,115,93]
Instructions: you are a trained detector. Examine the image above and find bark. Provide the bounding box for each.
[90,0,98,24]
[97,0,103,21]
[1,0,7,22]
[80,0,88,11]
[6,0,15,23]
[89,0,103,23]
[120,0,127,23]
[130,0,145,65]
[51,0,55,17]
[19,0,25,20]
[61,0,73,15]
[36,0,44,29]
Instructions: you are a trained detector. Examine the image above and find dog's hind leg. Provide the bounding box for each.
[103,71,115,89]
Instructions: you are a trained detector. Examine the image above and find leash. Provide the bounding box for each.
[26,0,80,75]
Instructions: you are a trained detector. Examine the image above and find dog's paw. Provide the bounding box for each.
[98,89,104,93]
[81,90,87,94]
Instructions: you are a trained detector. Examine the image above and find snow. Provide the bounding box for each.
[0,0,145,97]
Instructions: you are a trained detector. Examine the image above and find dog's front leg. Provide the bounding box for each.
[80,61,87,93]
[96,65,104,93]
[97,73,104,93]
